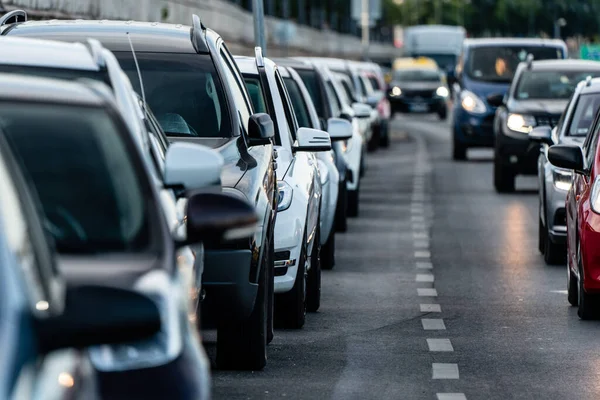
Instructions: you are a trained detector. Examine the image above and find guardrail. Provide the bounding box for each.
[2,0,401,59]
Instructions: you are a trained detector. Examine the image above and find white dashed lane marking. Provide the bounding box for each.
[421,319,446,330]
[432,363,459,379]
[417,288,437,296]
[427,339,454,352]
[416,262,433,269]
[414,251,431,258]
[412,231,429,239]
[420,304,441,312]
[413,240,430,248]
[416,274,434,282]
[437,393,467,400]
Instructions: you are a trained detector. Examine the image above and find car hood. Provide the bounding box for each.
[508,99,568,116]
[391,81,441,91]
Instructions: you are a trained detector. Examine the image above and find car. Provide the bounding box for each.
[3,14,279,370]
[452,38,568,160]
[0,120,162,399]
[492,59,600,193]
[0,35,204,321]
[236,50,332,326]
[547,107,600,319]
[531,77,600,265]
[273,57,352,231]
[0,72,258,397]
[278,63,353,269]
[386,63,449,119]
[355,61,392,148]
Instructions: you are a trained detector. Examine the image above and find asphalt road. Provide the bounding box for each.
[209,114,600,400]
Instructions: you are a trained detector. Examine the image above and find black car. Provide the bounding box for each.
[387,67,449,119]
[492,59,600,192]
[3,15,278,370]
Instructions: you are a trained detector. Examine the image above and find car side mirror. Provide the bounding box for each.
[352,102,373,119]
[327,118,353,141]
[185,191,258,246]
[548,145,585,174]
[248,113,275,146]
[294,127,332,152]
[366,91,383,108]
[529,125,554,145]
[164,142,223,192]
[37,285,161,354]
[486,93,505,108]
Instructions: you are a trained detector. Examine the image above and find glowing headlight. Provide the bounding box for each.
[460,90,486,114]
[436,86,449,98]
[391,86,402,96]
[552,168,573,191]
[277,181,293,211]
[507,113,536,134]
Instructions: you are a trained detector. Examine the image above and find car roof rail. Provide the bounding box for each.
[191,14,209,54]
[255,47,265,68]
[84,38,106,68]
[0,9,27,27]
[526,53,534,69]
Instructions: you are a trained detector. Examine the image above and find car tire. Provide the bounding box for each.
[216,250,268,370]
[438,108,448,120]
[274,232,307,329]
[494,158,515,193]
[335,181,348,233]
[578,245,597,320]
[266,236,275,344]
[347,187,359,218]
[568,267,578,307]
[379,120,390,148]
[538,215,545,255]
[452,137,466,161]
[544,233,566,265]
[321,227,335,271]
[307,225,322,312]
[368,125,380,152]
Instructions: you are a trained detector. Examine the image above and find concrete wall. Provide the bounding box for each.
[3,0,401,59]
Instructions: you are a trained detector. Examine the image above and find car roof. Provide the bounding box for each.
[3,19,198,53]
[463,37,566,48]
[528,59,600,71]
[0,72,107,106]
[0,36,99,70]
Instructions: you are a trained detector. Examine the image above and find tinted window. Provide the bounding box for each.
[368,76,381,90]
[0,64,110,84]
[325,81,342,117]
[117,52,232,138]
[297,69,325,117]
[358,76,368,96]
[394,69,441,82]
[244,77,268,113]
[516,70,600,100]
[284,77,311,128]
[1,103,150,254]
[568,93,600,137]
[220,47,253,133]
[467,46,563,82]
[341,80,356,103]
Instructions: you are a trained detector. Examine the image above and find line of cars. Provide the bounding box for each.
[0,9,392,398]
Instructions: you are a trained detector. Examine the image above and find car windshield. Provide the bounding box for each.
[0,102,150,254]
[283,77,312,128]
[417,54,457,73]
[297,69,325,117]
[0,65,110,85]
[466,46,564,82]
[516,70,600,100]
[116,52,232,138]
[394,69,441,82]
[568,93,600,136]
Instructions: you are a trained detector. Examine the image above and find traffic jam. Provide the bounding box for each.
[1,6,600,400]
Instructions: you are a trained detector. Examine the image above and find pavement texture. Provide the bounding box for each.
[208,114,600,400]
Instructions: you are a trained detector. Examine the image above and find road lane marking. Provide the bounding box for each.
[437,394,467,400]
[417,288,437,296]
[420,304,441,312]
[416,262,433,269]
[427,339,454,352]
[416,274,434,282]
[414,251,431,258]
[432,363,459,379]
[413,240,430,248]
[411,215,425,222]
[413,232,429,239]
[422,319,446,330]
[550,290,568,294]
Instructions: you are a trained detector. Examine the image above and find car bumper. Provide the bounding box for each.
[453,107,495,147]
[390,96,446,113]
[496,129,539,175]
[274,204,305,294]
[201,249,257,322]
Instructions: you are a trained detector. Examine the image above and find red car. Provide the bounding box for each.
[549,121,600,319]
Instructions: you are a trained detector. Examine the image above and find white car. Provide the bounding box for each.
[279,64,353,269]
[236,50,332,328]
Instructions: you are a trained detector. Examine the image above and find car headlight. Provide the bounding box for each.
[590,176,600,214]
[507,113,536,134]
[552,168,573,191]
[436,86,449,98]
[390,86,402,97]
[277,181,293,211]
[460,90,486,114]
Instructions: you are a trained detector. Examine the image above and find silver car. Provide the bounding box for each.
[532,77,600,264]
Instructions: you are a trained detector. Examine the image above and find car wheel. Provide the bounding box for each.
[321,227,335,270]
[266,235,275,344]
[307,225,322,312]
[544,232,566,265]
[379,121,390,148]
[438,108,448,120]
[335,181,348,232]
[368,125,380,152]
[216,249,268,370]
[538,215,545,255]
[347,187,359,218]
[577,244,597,320]
[568,267,578,307]
[452,137,466,161]
[275,232,307,329]
[493,158,515,193]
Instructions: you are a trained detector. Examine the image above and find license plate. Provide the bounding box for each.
[409,103,428,112]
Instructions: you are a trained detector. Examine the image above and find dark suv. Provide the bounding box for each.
[2,15,278,370]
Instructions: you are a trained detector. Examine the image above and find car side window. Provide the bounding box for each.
[274,70,299,141]
[584,118,600,168]
[325,81,342,117]
[219,45,253,134]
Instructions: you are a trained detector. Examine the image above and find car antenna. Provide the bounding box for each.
[126,32,147,113]
[586,75,593,87]
[526,53,534,70]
